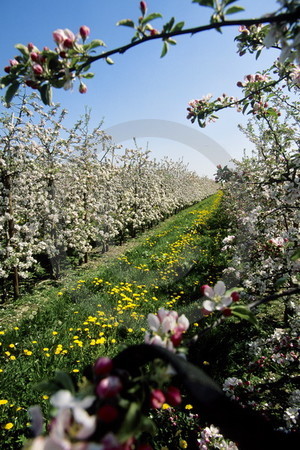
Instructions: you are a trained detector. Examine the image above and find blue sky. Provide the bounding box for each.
[0,0,281,177]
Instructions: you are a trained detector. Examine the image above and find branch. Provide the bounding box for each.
[75,8,300,73]
[249,286,300,309]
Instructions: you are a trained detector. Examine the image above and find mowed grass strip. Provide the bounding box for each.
[0,191,228,447]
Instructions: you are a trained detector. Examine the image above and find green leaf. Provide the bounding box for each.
[117,402,142,443]
[86,39,106,51]
[81,72,94,79]
[225,6,245,14]
[5,82,20,105]
[192,0,214,7]
[160,41,168,58]
[116,19,135,28]
[53,371,76,393]
[275,276,288,288]
[105,57,114,65]
[242,103,249,114]
[291,248,300,261]
[173,21,185,32]
[231,305,258,326]
[15,43,29,57]
[0,75,14,88]
[39,83,52,106]
[166,38,177,45]
[224,0,239,5]
[162,17,175,33]
[141,13,163,25]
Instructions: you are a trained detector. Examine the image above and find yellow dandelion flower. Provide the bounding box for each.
[72,369,80,373]
[52,331,58,335]
[185,404,193,410]
[10,356,16,361]
[3,423,14,430]
[0,400,8,405]
[42,395,49,400]
[162,403,171,409]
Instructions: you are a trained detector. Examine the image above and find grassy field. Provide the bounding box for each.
[0,191,230,448]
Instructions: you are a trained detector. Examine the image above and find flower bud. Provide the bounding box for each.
[140,1,147,15]
[27,43,35,52]
[97,404,119,423]
[80,25,90,40]
[94,357,113,376]
[170,329,183,347]
[222,307,232,317]
[9,59,19,67]
[30,52,40,62]
[63,38,74,49]
[32,64,43,75]
[4,66,11,73]
[96,376,122,398]
[165,386,182,406]
[53,29,65,44]
[200,284,210,296]
[79,82,88,94]
[150,389,165,409]
[231,292,240,302]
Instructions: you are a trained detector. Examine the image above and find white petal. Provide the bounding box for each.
[221,296,233,307]
[203,300,216,312]
[214,281,226,296]
[147,313,160,331]
[203,286,214,298]
[157,308,168,321]
[178,314,189,331]
[50,390,73,408]
[162,316,176,333]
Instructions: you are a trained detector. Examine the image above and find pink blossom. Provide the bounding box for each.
[202,281,232,312]
[150,389,165,408]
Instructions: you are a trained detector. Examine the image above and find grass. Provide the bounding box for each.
[0,191,231,448]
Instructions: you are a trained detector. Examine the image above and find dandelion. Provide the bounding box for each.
[0,400,8,405]
[3,423,14,430]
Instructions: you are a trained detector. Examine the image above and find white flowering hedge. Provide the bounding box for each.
[0,95,218,298]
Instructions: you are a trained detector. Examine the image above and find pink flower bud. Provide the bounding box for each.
[53,29,66,44]
[97,404,119,423]
[170,329,183,347]
[79,25,90,40]
[32,64,43,75]
[222,307,232,317]
[165,386,182,406]
[236,81,243,87]
[140,1,147,15]
[63,38,74,49]
[79,82,88,94]
[150,29,159,36]
[30,52,40,62]
[9,59,19,67]
[200,284,210,296]
[94,357,113,376]
[150,389,165,409]
[96,376,122,398]
[27,43,35,52]
[43,46,49,51]
[4,66,11,73]
[231,292,240,302]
